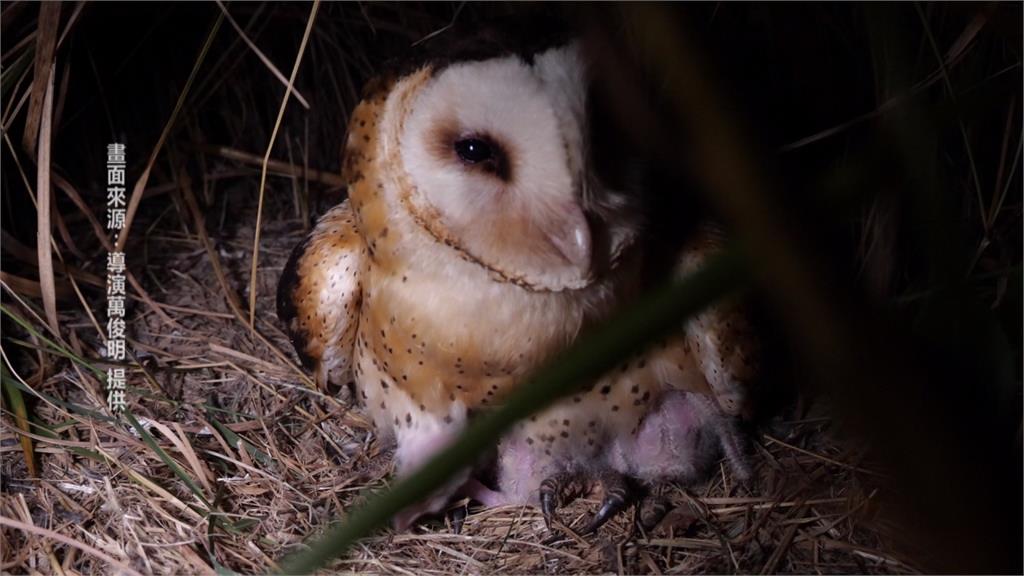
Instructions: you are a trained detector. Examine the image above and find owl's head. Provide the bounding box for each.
[374,42,638,292]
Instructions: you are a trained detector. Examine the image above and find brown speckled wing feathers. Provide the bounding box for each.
[676,226,759,417]
[277,200,366,387]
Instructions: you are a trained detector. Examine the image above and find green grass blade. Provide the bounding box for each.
[0,360,116,423]
[1,46,33,103]
[125,411,212,509]
[1,363,38,476]
[15,417,107,463]
[1,305,106,379]
[206,414,274,468]
[0,350,116,422]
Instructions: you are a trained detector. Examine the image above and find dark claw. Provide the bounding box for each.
[448,504,467,535]
[579,497,622,535]
[540,489,558,530]
[539,471,587,531]
[580,473,631,535]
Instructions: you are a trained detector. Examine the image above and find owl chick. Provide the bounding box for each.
[278,40,758,532]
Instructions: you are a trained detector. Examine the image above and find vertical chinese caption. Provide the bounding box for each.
[106,143,127,414]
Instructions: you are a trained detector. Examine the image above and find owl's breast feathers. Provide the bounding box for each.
[277,201,366,387]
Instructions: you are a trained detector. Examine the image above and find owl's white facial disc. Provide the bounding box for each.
[398,43,594,291]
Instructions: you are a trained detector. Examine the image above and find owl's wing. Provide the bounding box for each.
[277,199,365,387]
[674,226,759,418]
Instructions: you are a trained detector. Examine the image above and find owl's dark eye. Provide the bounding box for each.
[454,138,493,164]
[448,134,511,181]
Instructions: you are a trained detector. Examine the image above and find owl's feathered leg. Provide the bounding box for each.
[689,394,752,481]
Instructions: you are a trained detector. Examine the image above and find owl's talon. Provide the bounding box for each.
[539,471,584,531]
[580,498,622,535]
[580,472,631,535]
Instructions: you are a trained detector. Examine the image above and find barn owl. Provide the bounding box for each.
[278,39,758,533]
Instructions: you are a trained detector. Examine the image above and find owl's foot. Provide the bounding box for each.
[539,470,589,530]
[539,469,636,535]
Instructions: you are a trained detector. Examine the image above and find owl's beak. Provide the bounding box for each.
[546,204,592,279]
